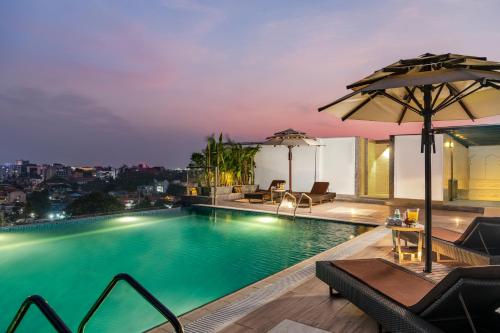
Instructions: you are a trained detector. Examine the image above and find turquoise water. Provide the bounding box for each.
[0,207,372,332]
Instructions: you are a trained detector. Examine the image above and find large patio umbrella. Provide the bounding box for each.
[264,129,318,193]
[318,53,500,272]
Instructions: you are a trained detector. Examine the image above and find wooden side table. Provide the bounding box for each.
[387,224,424,263]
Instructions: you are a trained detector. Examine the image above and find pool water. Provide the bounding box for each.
[0,207,372,332]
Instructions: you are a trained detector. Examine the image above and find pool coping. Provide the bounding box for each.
[193,204,380,227]
[0,208,179,232]
[149,205,388,333]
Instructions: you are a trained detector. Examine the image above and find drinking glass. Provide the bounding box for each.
[406,208,419,222]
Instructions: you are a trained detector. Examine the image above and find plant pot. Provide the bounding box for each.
[240,185,258,194]
[210,186,233,196]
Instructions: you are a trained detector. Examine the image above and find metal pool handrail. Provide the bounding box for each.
[295,193,312,215]
[77,273,184,333]
[7,295,71,333]
[276,192,297,217]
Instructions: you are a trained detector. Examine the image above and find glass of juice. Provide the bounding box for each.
[406,208,419,223]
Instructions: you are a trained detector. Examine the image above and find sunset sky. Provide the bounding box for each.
[1,0,500,167]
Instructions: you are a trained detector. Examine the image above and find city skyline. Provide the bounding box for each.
[2,0,500,167]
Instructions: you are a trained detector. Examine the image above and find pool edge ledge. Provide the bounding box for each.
[193,204,380,227]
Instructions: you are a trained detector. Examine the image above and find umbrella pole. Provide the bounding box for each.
[423,85,433,273]
[288,146,293,193]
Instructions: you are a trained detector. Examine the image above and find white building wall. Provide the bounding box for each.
[394,134,444,201]
[254,137,357,195]
[254,145,317,192]
[318,138,357,195]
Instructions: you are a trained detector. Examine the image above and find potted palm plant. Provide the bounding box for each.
[189,133,260,197]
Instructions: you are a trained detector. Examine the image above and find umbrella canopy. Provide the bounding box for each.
[318,53,500,272]
[263,129,318,192]
[264,128,318,147]
[319,53,500,123]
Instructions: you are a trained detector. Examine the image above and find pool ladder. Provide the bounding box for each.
[6,273,184,333]
[6,295,71,333]
[276,192,312,218]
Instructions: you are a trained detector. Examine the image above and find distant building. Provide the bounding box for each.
[28,175,44,187]
[0,186,26,204]
[71,166,96,185]
[119,164,166,176]
[95,166,117,180]
[0,163,19,180]
[154,179,169,194]
[43,180,73,201]
[44,163,71,180]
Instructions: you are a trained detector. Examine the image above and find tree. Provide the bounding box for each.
[66,192,123,216]
[189,133,260,186]
[26,190,51,218]
[166,183,186,196]
[135,199,153,209]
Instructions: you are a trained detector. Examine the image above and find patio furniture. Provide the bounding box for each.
[484,207,500,217]
[316,258,500,333]
[318,53,500,273]
[387,224,424,263]
[295,182,336,206]
[402,217,500,265]
[270,187,286,204]
[244,180,285,203]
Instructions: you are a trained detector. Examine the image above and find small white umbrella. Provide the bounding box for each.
[263,129,318,193]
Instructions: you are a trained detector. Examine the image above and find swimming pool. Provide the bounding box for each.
[0,207,373,332]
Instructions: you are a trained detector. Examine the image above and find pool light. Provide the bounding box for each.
[117,216,140,223]
[256,216,278,224]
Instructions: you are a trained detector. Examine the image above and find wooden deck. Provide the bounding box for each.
[218,198,479,233]
[219,235,461,333]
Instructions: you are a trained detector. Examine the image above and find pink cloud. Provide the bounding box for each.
[2,0,500,166]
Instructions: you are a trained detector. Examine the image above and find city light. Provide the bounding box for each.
[48,212,66,220]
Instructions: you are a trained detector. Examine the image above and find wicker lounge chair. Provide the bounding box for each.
[402,217,500,265]
[316,258,500,333]
[244,180,285,203]
[295,181,336,205]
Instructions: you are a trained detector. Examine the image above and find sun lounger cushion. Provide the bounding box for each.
[432,227,462,243]
[430,217,500,256]
[317,260,444,332]
[331,258,500,315]
[310,182,329,195]
[331,259,435,310]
